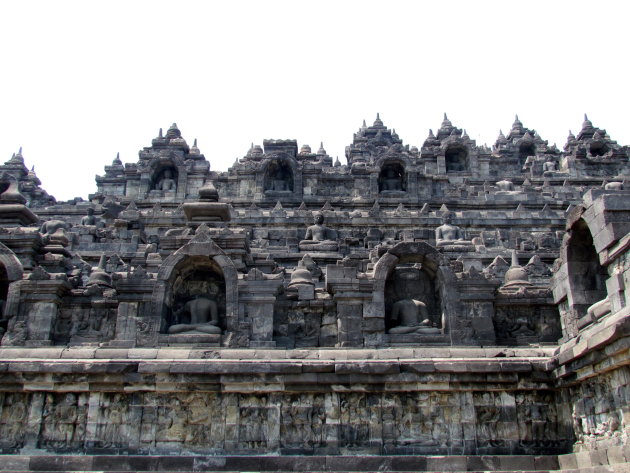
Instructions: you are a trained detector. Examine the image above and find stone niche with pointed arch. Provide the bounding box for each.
[444,143,468,173]
[552,203,610,339]
[261,156,301,197]
[145,154,187,198]
[152,231,238,345]
[378,160,406,193]
[372,242,458,344]
[0,242,23,330]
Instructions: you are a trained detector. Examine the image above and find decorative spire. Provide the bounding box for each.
[582,113,593,129]
[166,123,181,139]
[503,249,531,287]
[198,178,219,202]
[10,148,24,163]
[496,129,507,145]
[373,113,383,127]
[512,114,523,130]
[113,152,122,165]
[158,128,163,138]
[190,138,200,155]
[0,173,26,204]
[317,142,326,155]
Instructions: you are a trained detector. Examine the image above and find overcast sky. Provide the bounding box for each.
[1,1,628,202]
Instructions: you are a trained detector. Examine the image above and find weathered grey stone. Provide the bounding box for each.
[0,116,627,467]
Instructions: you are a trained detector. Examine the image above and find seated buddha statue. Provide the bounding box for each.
[157,169,177,192]
[298,214,338,251]
[435,213,472,248]
[167,296,221,335]
[388,298,438,334]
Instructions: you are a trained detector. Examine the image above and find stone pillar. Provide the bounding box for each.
[239,277,282,347]
[326,264,373,348]
[20,279,71,346]
[335,295,365,348]
[436,154,447,175]
[111,278,155,348]
[454,275,497,346]
[84,392,102,449]
[22,392,44,451]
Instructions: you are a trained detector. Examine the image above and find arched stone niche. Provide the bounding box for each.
[444,144,468,172]
[518,141,536,166]
[263,158,295,192]
[378,161,406,193]
[589,140,609,157]
[565,218,607,317]
[153,232,238,339]
[166,259,226,331]
[151,160,179,192]
[372,242,456,340]
[0,242,23,329]
[552,203,612,339]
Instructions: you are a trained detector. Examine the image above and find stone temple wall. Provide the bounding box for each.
[0,115,628,471]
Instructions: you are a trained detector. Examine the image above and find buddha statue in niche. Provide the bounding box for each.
[265,162,293,192]
[167,295,221,335]
[387,267,440,335]
[270,166,290,191]
[156,169,177,192]
[380,167,403,192]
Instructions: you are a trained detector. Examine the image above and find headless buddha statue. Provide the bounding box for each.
[168,296,221,335]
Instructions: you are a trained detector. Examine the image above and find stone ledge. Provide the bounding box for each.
[0,345,558,361]
[0,454,560,472]
[0,357,553,376]
[555,306,630,382]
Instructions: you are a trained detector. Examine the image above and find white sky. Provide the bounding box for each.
[1,0,628,202]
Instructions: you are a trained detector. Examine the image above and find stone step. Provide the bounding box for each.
[0,454,559,472]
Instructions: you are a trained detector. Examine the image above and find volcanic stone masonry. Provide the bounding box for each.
[0,114,628,472]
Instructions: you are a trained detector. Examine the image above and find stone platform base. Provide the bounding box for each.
[387,333,449,345]
[0,454,559,472]
[557,446,630,473]
[158,334,221,346]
